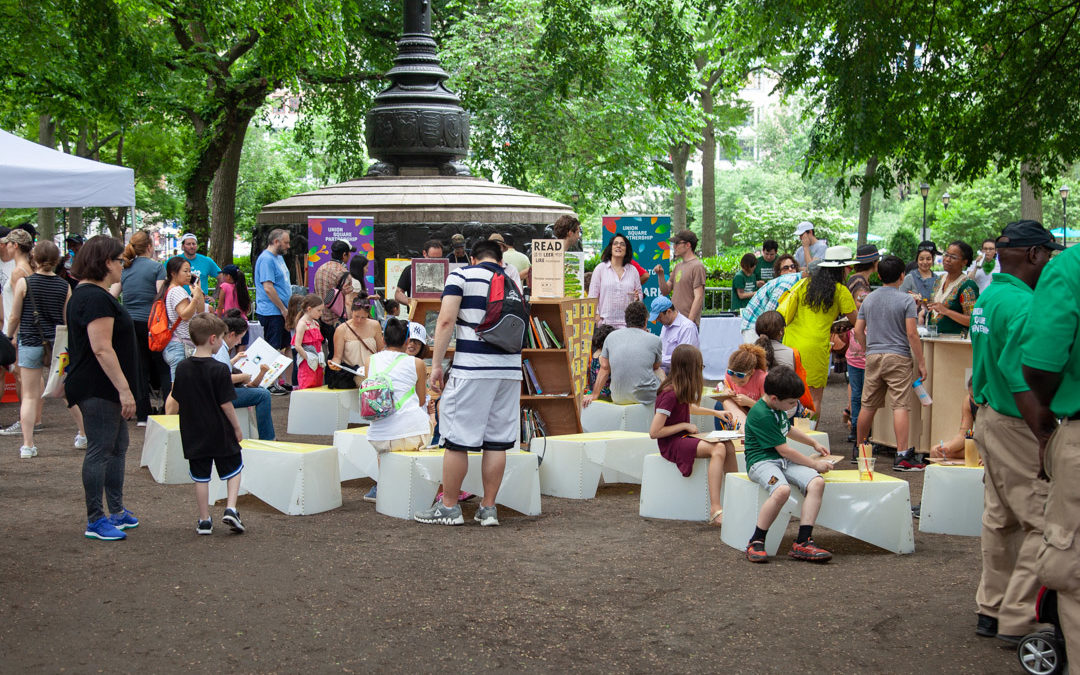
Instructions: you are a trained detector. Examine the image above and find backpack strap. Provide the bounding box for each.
[362,352,416,410]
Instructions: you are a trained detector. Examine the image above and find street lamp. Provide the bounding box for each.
[920,183,930,241]
[942,192,950,210]
[1062,185,1070,248]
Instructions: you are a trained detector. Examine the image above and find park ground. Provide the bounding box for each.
[0,379,1020,673]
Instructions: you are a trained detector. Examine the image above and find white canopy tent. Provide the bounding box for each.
[0,128,135,208]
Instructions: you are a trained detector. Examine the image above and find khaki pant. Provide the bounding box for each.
[973,405,1048,635]
[1036,419,1080,656]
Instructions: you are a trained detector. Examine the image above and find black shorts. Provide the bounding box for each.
[188,453,244,483]
[257,313,289,350]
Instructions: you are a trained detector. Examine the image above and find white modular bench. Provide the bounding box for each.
[638,454,715,521]
[333,426,380,482]
[719,471,915,555]
[375,450,541,520]
[287,386,360,435]
[919,463,984,537]
[580,401,654,433]
[238,439,342,515]
[535,431,658,499]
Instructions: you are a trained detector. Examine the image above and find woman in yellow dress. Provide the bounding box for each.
[777,248,859,414]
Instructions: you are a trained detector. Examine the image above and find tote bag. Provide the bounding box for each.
[42,325,69,398]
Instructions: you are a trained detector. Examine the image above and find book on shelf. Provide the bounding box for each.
[522,359,543,394]
[535,316,552,348]
[530,317,545,348]
[540,319,563,348]
[520,407,550,448]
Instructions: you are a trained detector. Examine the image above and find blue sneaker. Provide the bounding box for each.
[363,484,377,502]
[85,516,126,541]
[109,509,139,530]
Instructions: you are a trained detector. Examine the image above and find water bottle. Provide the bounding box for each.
[912,378,933,406]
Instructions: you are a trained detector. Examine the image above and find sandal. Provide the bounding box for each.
[709,509,723,526]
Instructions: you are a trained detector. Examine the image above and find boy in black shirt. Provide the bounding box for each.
[166,313,246,535]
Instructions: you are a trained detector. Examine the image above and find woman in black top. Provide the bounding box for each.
[6,241,78,458]
[66,236,139,541]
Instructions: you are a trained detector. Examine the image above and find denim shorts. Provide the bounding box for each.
[17,343,45,369]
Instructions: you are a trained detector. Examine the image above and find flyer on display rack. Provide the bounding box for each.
[531,238,565,298]
[233,337,292,388]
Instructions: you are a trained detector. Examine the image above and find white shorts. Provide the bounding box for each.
[438,375,520,451]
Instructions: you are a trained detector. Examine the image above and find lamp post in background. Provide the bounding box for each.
[1062,185,1070,248]
[920,183,930,241]
[942,192,950,210]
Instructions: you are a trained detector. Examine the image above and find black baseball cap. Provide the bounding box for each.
[996,220,1064,250]
[331,240,357,257]
[64,233,86,245]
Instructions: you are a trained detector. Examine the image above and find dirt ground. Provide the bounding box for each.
[0,378,1023,673]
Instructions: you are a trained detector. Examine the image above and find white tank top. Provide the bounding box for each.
[366,350,431,442]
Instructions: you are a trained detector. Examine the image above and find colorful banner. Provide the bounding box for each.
[306,215,375,294]
[601,215,672,333]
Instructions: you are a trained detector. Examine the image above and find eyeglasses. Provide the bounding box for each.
[727,369,748,379]
[111,257,124,263]
[779,264,797,272]
[942,252,962,261]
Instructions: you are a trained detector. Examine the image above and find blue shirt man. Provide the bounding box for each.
[254,229,293,352]
[179,233,221,295]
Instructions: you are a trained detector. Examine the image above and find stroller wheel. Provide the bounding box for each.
[1017,631,1065,675]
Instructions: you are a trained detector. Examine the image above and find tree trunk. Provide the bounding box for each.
[68,126,89,237]
[1020,162,1044,222]
[101,134,127,238]
[697,56,718,258]
[37,114,56,239]
[209,121,250,267]
[857,156,878,248]
[670,142,691,233]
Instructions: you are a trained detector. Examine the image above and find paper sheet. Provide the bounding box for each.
[233,337,292,388]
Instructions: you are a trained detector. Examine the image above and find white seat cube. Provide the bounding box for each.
[919,464,984,537]
[141,415,188,484]
[580,400,654,433]
[537,431,657,498]
[239,439,342,515]
[334,426,379,482]
[286,386,353,435]
[376,450,541,520]
[638,454,713,521]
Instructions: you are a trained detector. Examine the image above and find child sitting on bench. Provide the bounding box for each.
[744,366,831,563]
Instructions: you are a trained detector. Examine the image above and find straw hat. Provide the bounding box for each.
[817,245,857,268]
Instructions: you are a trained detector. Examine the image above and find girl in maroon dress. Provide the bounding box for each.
[650,344,737,526]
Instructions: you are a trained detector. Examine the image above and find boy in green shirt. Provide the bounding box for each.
[731,253,758,312]
[744,366,832,563]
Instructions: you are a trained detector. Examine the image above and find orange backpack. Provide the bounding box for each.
[147,298,181,352]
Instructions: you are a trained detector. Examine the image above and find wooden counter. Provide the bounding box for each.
[870,336,971,453]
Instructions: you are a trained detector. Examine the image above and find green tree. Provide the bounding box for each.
[887,228,918,264]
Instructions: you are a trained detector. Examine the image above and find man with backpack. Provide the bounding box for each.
[414,239,526,527]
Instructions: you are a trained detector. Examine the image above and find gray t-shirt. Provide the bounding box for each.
[793,239,828,267]
[601,327,662,405]
[858,285,917,357]
[120,256,166,322]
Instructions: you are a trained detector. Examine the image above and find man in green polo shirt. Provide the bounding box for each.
[969,220,1062,645]
[1018,228,1080,661]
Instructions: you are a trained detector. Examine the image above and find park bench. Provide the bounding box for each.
[918,463,984,537]
[535,431,658,499]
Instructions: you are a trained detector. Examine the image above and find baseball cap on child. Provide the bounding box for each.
[408,322,428,344]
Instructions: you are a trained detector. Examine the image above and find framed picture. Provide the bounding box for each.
[384,258,411,297]
[411,258,449,298]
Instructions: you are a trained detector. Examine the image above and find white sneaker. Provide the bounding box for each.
[136,421,147,428]
[19,445,37,458]
[74,434,88,449]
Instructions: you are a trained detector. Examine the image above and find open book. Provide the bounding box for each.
[690,430,744,441]
[232,337,292,389]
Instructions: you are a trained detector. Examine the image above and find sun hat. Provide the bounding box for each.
[817,245,857,268]
[648,296,674,322]
[854,244,880,264]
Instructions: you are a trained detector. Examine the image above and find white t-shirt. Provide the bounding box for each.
[166,285,193,343]
[0,258,14,334]
[366,350,430,442]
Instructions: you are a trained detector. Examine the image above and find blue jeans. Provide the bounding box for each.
[848,365,865,437]
[163,340,188,382]
[233,386,275,440]
[79,397,128,522]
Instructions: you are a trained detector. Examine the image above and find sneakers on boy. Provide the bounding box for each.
[19,445,37,458]
[222,508,245,533]
[789,538,833,562]
[196,519,213,535]
[414,500,464,525]
[85,516,127,541]
[109,509,139,530]
[746,540,768,563]
[268,384,289,396]
[893,450,925,472]
[74,434,88,450]
[363,484,377,502]
[474,505,499,527]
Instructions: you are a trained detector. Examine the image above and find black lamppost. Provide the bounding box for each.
[920,183,930,241]
[942,192,950,210]
[1062,185,1070,248]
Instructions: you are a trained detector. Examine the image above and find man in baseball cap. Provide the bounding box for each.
[649,295,699,373]
[969,219,1061,644]
[794,221,827,268]
[178,232,220,295]
[447,234,469,264]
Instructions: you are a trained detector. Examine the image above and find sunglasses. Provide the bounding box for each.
[727,369,748,379]
[779,264,797,271]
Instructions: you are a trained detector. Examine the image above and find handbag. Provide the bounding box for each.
[0,330,14,367]
[24,275,55,368]
[325,321,366,390]
[42,325,69,398]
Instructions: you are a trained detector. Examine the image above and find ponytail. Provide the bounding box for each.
[755,334,776,370]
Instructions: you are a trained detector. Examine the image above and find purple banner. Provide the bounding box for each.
[306,216,375,294]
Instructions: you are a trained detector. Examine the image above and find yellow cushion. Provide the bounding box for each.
[240,439,335,454]
[148,414,180,431]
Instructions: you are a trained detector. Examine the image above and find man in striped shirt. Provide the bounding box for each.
[414,239,522,527]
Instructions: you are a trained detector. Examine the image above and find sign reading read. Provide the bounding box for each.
[531,238,565,298]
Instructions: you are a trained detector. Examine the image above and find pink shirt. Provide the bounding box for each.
[724,369,766,401]
[589,261,643,328]
[217,281,240,315]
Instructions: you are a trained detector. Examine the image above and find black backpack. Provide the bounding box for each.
[475,264,530,353]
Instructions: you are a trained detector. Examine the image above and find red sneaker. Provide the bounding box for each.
[746,540,768,563]
[789,539,832,562]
